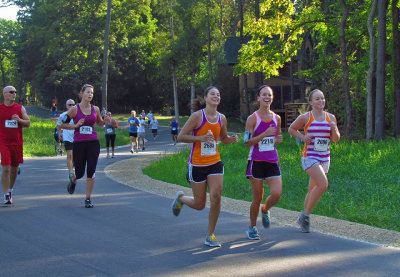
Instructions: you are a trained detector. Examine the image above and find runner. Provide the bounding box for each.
[0,86,30,205]
[60,84,104,208]
[288,89,340,232]
[147,110,153,128]
[169,117,179,145]
[171,86,238,247]
[150,115,158,140]
[104,111,118,158]
[57,99,76,187]
[244,86,283,240]
[137,114,147,150]
[128,110,140,153]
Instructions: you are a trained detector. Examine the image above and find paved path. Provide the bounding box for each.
[1,107,399,276]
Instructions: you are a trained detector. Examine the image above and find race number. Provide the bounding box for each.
[106,128,113,134]
[172,127,177,131]
[5,120,18,128]
[79,126,93,135]
[201,141,216,156]
[258,136,275,152]
[314,137,330,152]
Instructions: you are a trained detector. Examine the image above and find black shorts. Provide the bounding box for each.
[129,132,138,138]
[64,141,73,151]
[151,129,157,134]
[186,161,224,184]
[171,130,178,135]
[105,134,116,147]
[246,160,281,180]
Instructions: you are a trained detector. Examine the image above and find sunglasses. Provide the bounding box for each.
[8,91,16,94]
[67,104,75,106]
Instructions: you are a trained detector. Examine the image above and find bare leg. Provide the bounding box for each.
[206,174,223,235]
[249,177,263,227]
[304,165,328,215]
[263,176,282,212]
[86,177,95,199]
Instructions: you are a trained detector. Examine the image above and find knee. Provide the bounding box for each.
[209,191,222,206]
[270,191,281,204]
[193,200,206,210]
[252,194,263,205]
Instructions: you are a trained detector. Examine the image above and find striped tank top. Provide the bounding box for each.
[302,111,331,162]
[74,104,98,142]
[247,111,279,163]
[189,109,221,166]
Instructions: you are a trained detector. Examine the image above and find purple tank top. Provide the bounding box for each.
[247,111,279,163]
[73,104,98,142]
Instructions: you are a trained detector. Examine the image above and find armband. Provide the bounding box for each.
[62,114,71,123]
[243,130,252,143]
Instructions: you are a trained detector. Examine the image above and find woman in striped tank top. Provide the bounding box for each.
[171,86,238,247]
[244,86,283,240]
[288,89,340,233]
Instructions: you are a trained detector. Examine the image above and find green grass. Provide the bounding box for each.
[23,116,130,157]
[143,133,400,232]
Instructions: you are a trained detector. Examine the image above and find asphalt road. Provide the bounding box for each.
[1,116,399,276]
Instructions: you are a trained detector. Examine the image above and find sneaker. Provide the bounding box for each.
[85,199,94,208]
[204,234,221,247]
[171,191,184,216]
[246,226,260,240]
[17,166,21,175]
[297,212,310,233]
[130,149,134,154]
[135,148,139,153]
[142,147,145,150]
[111,155,115,158]
[67,178,76,194]
[261,209,271,228]
[4,194,12,205]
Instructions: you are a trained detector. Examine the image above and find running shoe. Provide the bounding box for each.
[142,147,145,150]
[17,166,21,175]
[111,155,115,158]
[297,212,310,233]
[85,199,94,208]
[204,234,221,247]
[4,194,12,205]
[246,226,260,240]
[261,209,271,228]
[67,178,76,194]
[130,149,134,154]
[135,148,139,153]
[171,191,184,216]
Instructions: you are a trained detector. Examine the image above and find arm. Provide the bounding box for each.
[288,113,312,144]
[275,114,283,144]
[328,113,340,143]
[219,114,238,144]
[94,106,105,126]
[60,107,83,130]
[177,111,212,143]
[11,106,30,128]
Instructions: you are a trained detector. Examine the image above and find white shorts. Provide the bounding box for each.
[301,158,330,174]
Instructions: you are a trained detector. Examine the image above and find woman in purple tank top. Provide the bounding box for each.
[60,84,104,208]
[243,85,283,240]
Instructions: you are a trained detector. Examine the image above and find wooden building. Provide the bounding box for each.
[224,36,312,129]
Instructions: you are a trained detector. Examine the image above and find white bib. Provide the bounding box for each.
[106,128,113,134]
[314,137,330,152]
[258,136,275,152]
[201,141,216,156]
[79,126,93,135]
[5,120,18,128]
[172,127,177,131]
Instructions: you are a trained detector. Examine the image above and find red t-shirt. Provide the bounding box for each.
[0,103,23,145]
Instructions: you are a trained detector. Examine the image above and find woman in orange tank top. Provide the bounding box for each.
[171,86,238,247]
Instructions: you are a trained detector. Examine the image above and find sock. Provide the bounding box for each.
[302,210,310,218]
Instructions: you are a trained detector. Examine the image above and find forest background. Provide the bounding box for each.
[1,0,400,141]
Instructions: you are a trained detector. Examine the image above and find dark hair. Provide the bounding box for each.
[80,84,94,93]
[191,86,219,111]
[256,85,273,97]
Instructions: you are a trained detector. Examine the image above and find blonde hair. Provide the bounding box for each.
[307,89,324,111]
[80,84,94,93]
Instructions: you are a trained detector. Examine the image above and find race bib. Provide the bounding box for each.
[314,137,330,152]
[5,120,18,128]
[201,141,216,156]
[172,127,177,131]
[79,126,93,135]
[106,128,113,134]
[258,136,275,152]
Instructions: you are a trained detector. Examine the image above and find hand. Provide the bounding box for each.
[275,134,283,143]
[202,130,214,143]
[263,126,276,137]
[303,135,312,144]
[11,114,21,121]
[231,134,239,143]
[75,118,85,128]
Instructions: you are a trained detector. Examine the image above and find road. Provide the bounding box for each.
[1,124,399,276]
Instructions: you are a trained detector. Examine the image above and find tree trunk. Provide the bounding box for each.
[392,0,400,138]
[375,0,388,140]
[207,7,213,86]
[239,0,250,117]
[254,0,263,88]
[339,0,352,137]
[366,0,377,140]
[190,71,195,114]
[101,0,112,110]
[0,56,6,87]
[169,15,179,121]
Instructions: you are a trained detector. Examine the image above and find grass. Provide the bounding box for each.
[143,133,400,232]
[23,116,130,157]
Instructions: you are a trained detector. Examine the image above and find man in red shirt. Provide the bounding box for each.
[0,86,30,204]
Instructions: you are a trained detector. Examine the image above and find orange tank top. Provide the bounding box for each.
[188,109,222,166]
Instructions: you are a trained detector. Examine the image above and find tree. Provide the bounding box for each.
[101,0,112,110]
[392,0,400,138]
